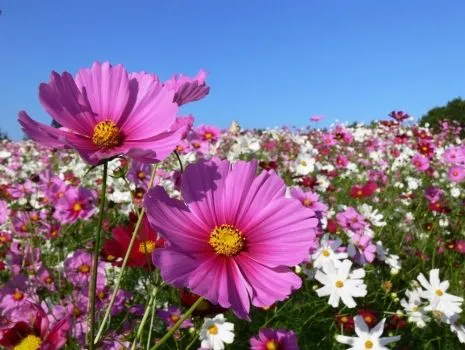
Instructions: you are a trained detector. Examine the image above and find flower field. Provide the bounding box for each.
[1,63,465,349]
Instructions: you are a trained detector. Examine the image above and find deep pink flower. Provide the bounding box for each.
[412,153,429,171]
[18,62,194,164]
[144,158,317,319]
[164,70,210,106]
[64,249,105,288]
[448,166,465,183]
[157,306,193,329]
[348,233,377,264]
[336,207,367,233]
[194,124,221,143]
[0,302,70,349]
[53,186,96,224]
[0,200,10,224]
[249,328,299,350]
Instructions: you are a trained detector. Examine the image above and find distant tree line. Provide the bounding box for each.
[419,97,465,130]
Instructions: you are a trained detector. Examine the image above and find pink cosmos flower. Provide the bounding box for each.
[348,233,377,264]
[310,115,323,122]
[18,62,200,165]
[157,306,193,329]
[249,328,299,350]
[335,154,349,168]
[64,249,106,288]
[127,160,154,190]
[53,186,96,224]
[163,69,210,106]
[412,153,429,171]
[144,158,317,319]
[448,166,465,183]
[194,124,221,143]
[336,207,367,233]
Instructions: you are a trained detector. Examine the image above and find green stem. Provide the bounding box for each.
[150,297,204,350]
[131,285,159,350]
[87,161,108,350]
[174,150,184,173]
[94,164,158,345]
[146,286,158,349]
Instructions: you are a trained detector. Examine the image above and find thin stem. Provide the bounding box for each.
[146,284,159,349]
[174,150,184,173]
[94,164,158,345]
[151,297,204,350]
[87,161,108,350]
[131,285,159,350]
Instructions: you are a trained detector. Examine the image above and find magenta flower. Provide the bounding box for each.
[424,186,443,203]
[348,233,377,264]
[194,124,221,143]
[448,166,465,183]
[249,328,299,350]
[144,158,317,319]
[336,207,367,233]
[0,274,33,312]
[290,188,328,215]
[164,70,210,106]
[64,249,105,288]
[53,186,96,224]
[127,160,154,190]
[412,153,429,171]
[18,62,196,164]
[157,306,193,329]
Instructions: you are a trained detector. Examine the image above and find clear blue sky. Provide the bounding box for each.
[1,1,464,140]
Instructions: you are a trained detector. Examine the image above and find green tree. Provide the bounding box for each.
[420,97,465,129]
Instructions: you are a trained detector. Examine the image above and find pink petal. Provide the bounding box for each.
[39,71,95,136]
[236,254,302,307]
[153,248,197,288]
[144,186,210,253]
[18,111,67,148]
[75,61,130,125]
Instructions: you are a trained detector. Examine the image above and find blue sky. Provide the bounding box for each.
[1,0,464,139]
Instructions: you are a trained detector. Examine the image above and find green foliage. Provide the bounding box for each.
[420,97,465,130]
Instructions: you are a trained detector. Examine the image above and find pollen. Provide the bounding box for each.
[73,202,82,212]
[13,290,24,301]
[335,280,344,288]
[302,198,312,207]
[170,314,180,322]
[92,120,122,149]
[266,340,278,350]
[13,335,42,350]
[364,340,374,349]
[139,240,156,254]
[209,224,245,257]
[204,132,213,140]
[137,171,146,180]
[322,249,330,257]
[79,264,90,274]
[208,325,218,335]
[435,289,444,297]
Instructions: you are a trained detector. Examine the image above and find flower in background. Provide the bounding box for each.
[448,166,465,183]
[199,314,234,350]
[336,316,401,349]
[249,328,299,350]
[348,233,377,264]
[64,249,105,288]
[194,125,221,144]
[295,154,315,175]
[412,153,429,171]
[157,306,193,329]
[127,160,154,190]
[0,200,10,224]
[311,234,347,269]
[315,259,367,308]
[18,62,198,164]
[164,69,210,106]
[145,158,317,319]
[54,186,96,224]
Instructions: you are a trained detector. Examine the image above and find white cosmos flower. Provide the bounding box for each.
[199,314,235,350]
[295,154,315,175]
[358,204,386,227]
[312,234,348,269]
[417,269,463,318]
[336,316,401,350]
[450,323,465,344]
[400,289,430,328]
[375,241,401,271]
[315,259,367,308]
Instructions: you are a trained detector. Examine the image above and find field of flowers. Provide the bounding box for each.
[0,63,465,349]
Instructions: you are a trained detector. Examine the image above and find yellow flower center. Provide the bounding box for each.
[137,171,146,180]
[435,289,444,297]
[364,340,374,349]
[139,240,156,254]
[208,325,218,335]
[13,290,24,301]
[322,249,330,257]
[266,340,279,350]
[92,120,122,149]
[299,160,307,166]
[335,280,344,288]
[107,254,115,261]
[204,132,213,140]
[209,224,244,256]
[73,202,82,212]
[170,314,180,322]
[302,198,312,207]
[452,170,459,176]
[79,264,90,274]
[13,335,42,350]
